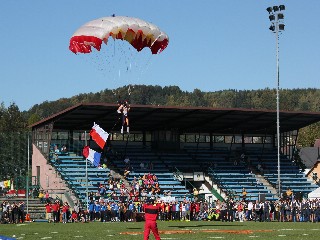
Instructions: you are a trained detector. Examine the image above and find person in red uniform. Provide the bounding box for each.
[51,200,60,223]
[45,202,52,223]
[143,198,161,240]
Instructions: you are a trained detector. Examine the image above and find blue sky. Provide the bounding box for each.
[0,0,319,111]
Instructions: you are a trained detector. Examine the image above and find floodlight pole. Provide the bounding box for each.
[275,17,281,199]
[267,5,285,199]
[85,131,88,211]
[26,133,30,215]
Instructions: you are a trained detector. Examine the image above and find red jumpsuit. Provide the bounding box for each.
[143,203,161,240]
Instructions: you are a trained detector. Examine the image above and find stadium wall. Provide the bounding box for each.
[32,145,68,192]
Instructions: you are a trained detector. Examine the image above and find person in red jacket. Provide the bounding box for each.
[45,202,52,223]
[62,202,70,223]
[51,200,60,223]
[143,198,161,240]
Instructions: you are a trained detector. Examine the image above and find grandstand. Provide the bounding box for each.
[49,152,111,203]
[111,146,191,200]
[30,103,320,206]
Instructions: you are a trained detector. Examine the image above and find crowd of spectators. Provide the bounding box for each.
[2,194,320,224]
[0,201,25,224]
[130,173,161,197]
[89,177,131,202]
[40,196,320,223]
[87,172,162,205]
[215,197,320,223]
[43,197,203,223]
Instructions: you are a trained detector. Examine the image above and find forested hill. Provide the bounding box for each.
[1,85,319,147]
[27,85,320,119]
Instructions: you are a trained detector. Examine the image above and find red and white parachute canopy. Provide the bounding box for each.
[69,16,169,54]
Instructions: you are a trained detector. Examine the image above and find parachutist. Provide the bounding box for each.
[117,100,130,134]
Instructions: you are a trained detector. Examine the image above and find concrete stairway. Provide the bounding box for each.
[0,197,46,220]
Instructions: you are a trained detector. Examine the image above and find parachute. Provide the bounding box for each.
[69,16,169,55]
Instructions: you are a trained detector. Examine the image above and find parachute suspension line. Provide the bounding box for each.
[110,90,123,133]
[113,38,116,57]
[124,44,136,86]
[127,84,134,105]
[114,38,129,83]
[110,116,122,132]
[128,85,132,96]
[138,54,153,81]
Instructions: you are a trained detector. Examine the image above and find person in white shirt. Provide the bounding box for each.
[247,201,253,221]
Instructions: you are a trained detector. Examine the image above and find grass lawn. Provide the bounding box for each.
[1,221,320,240]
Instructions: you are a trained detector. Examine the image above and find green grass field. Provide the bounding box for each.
[1,221,320,240]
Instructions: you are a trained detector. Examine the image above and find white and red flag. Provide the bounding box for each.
[90,122,109,149]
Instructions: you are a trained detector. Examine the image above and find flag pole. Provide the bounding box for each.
[26,132,30,215]
[85,131,88,211]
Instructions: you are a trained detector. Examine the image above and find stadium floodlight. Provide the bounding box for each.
[266,7,273,13]
[273,6,279,12]
[278,13,284,20]
[279,5,285,11]
[269,15,275,21]
[266,4,285,199]
[269,25,275,31]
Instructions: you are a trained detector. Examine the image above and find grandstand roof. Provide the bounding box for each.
[31,103,320,134]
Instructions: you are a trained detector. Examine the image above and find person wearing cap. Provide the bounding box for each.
[143,198,161,240]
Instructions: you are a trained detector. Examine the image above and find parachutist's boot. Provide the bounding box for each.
[127,127,130,133]
[121,126,124,134]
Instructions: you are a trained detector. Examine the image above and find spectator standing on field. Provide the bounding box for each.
[45,202,53,223]
[52,200,60,223]
[62,202,70,223]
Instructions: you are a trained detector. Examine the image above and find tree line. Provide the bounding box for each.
[0,102,30,183]
[27,86,320,117]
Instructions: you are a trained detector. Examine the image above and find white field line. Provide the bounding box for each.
[16,224,27,227]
